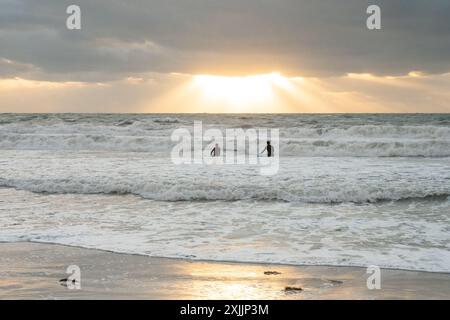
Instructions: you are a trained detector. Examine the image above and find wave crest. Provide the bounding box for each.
[1,178,448,204]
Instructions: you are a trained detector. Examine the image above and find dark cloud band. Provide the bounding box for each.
[0,0,449,81]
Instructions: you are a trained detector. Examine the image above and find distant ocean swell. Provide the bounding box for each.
[1,114,449,156]
[0,127,449,157]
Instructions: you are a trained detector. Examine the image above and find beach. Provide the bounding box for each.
[1,242,449,300]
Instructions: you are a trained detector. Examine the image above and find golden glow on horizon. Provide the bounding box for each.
[192,73,295,111]
[138,71,450,113]
[0,77,88,90]
[1,71,449,113]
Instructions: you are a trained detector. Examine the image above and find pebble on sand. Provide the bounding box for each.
[264,271,282,275]
[284,286,303,292]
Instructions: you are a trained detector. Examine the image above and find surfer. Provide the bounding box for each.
[260,141,274,157]
[210,143,221,157]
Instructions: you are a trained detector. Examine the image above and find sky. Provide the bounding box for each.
[0,0,449,113]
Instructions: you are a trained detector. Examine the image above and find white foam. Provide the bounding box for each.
[0,152,449,203]
[1,115,449,157]
[1,189,449,272]
[1,114,449,272]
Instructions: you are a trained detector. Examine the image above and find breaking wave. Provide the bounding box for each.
[1,177,448,204]
[1,114,449,157]
[0,133,449,157]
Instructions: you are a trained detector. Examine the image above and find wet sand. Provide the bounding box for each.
[0,242,449,300]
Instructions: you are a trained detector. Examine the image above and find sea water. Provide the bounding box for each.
[0,113,449,272]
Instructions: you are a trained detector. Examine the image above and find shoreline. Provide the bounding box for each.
[1,242,449,299]
[2,240,449,275]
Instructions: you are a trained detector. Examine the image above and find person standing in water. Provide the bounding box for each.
[210,143,221,157]
[260,141,274,157]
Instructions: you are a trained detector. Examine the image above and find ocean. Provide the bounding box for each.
[0,113,449,272]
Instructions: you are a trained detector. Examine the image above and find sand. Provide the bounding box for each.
[0,242,449,300]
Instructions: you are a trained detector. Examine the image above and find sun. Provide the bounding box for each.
[153,72,301,113]
[192,73,292,109]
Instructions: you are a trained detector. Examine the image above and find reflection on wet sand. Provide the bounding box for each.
[1,242,450,300]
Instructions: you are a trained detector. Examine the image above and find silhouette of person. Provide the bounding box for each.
[260,141,274,157]
[210,143,221,157]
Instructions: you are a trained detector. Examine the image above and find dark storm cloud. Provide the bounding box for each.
[0,0,449,81]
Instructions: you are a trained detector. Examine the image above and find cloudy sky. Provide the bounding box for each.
[0,0,449,113]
